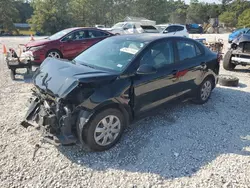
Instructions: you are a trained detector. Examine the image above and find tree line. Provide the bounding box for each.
[1,0,250,34]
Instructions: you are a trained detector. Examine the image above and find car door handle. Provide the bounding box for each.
[171,70,178,75]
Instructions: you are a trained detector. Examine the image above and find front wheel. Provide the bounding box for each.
[46,50,62,59]
[223,50,236,70]
[192,78,213,104]
[82,108,125,151]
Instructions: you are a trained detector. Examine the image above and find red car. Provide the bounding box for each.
[24,27,114,64]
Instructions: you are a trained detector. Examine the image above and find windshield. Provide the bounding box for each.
[49,28,75,40]
[112,23,125,29]
[74,37,146,72]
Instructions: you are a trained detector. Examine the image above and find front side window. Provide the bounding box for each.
[140,41,174,69]
[176,26,184,31]
[177,40,201,61]
[125,23,133,29]
[62,30,86,41]
[164,26,177,33]
[74,38,146,72]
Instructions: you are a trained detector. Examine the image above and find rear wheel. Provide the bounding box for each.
[192,77,213,104]
[83,108,125,151]
[223,50,236,70]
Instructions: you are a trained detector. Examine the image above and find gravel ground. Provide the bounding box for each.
[0,35,250,188]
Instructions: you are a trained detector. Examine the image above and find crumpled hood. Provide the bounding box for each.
[33,58,119,98]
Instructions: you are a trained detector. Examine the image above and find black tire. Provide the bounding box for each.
[46,49,63,59]
[10,69,15,80]
[223,50,236,70]
[82,108,125,151]
[192,77,214,104]
[218,74,239,87]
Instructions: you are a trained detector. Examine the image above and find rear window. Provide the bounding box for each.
[177,40,203,61]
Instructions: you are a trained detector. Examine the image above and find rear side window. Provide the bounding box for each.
[88,30,109,38]
[177,40,202,61]
[140,40,174,69]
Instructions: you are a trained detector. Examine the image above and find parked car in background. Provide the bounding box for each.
[228,28,250,43]
[101,22,144,35]
[224,33,250,70]
[22,34,219,151]
[162,24,189,37]
[24,27,113,64]
[186,24,203,34]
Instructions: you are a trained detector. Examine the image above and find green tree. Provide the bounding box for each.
[0,0,19,31]
[14,1,33,23]
[29,0,73,34]
[186,2,209,24]
[238,8,250,27]
[169,1,188,24]
[219,11,236,27]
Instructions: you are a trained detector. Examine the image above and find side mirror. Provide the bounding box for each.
[136,64,157,75]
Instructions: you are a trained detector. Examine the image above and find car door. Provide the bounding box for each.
[60,30,88,59]
[173,39,206,96]
[133,39,179,115]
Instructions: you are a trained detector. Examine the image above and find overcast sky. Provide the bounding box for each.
[184,0,221,4]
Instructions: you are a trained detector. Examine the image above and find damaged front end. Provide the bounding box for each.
[21,87,78,145]
[230,34,250,65]
[21,57,119,146]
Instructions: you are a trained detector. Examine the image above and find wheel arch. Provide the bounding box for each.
[92,101,132,127]
[205,74,216,89]
[46,48,63,58]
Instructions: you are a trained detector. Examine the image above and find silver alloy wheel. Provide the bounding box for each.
[48,51,61,58]
[94,115,121,146]
[201,80,212,101]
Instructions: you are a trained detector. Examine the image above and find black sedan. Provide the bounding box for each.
[22,34,220,151]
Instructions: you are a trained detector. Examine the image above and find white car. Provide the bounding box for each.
[101,22,144,35]
[162,24,189,37]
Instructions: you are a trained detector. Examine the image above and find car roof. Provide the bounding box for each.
[65,27,106,30]
[167,24,185,27]
[112,34,192,43]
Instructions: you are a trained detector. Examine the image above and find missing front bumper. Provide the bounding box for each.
[21,95,78,146]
